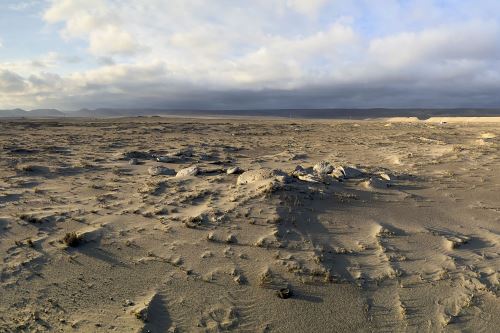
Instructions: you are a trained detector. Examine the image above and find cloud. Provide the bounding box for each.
[7,1,40,11]
[1,0,500,109]
[286,0,328,17]
[43,0,140,56]
[369,21,500,69]
[0,69,27,93]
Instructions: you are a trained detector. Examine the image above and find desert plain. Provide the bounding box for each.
[0,116,499,332]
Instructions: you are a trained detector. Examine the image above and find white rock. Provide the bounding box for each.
[297,174,321,183]
[379,173,391,181]
[237,168,288,185]
[333,165,363,179]
[176,166,199,177]
[330,168,344,179]
[227,166,243,175]
[313,161,334,175]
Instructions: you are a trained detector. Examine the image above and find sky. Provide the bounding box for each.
[1,0,500,110]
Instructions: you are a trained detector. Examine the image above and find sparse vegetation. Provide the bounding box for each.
[62,232,82,247]
[19,214,46,224]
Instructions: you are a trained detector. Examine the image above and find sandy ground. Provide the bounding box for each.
[0,117,499,332]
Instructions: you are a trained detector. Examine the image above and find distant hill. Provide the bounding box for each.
[1,108,500,119]
[0,108,65,117]
[65,108,500,119]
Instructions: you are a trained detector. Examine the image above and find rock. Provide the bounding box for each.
[313,161,334,175]
[332,165,364,179]
[124,299,134,307]
[292,165,322,183]
[364,177,391,189]
[330,168,344,179]
[276,287,293,299]
[171,148,193,157]
[379,173,391,181]
[297,173,321,183]
[237,168,289,185]
[122,151,151,160]
[226,234,237,243]
[227,166,243,175]
[148,166,176,176]
[156,156,178,163]
[176,166,199,177]
[292,165,313,176]
[129,158,139,165]
[342,166,363,178]
[206,232,216,241]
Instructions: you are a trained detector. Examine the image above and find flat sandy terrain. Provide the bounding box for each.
[0,117,499,332]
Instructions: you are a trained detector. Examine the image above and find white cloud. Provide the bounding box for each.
[8,1,40,11]
[369,21,500,69]
[286,0,328,17]
[88,25,139,55]
[43,0,140,55]
[1,0,500,109]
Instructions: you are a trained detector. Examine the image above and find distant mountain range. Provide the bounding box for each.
[0,108,66,117]
[1,108,500,119]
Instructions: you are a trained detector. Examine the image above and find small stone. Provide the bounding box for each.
[234,275,245,284]
[227,166,243,175]
[226,234,237,243]
[129,158,139,165]
[148,166,176,176]
[124,299,134,307]
[276,288,292,299]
